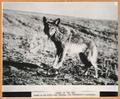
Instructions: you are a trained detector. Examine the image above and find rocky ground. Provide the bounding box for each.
[3,9,118,85]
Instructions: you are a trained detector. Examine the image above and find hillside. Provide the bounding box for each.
[3,9,118,85]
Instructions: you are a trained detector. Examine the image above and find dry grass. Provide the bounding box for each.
[3,9,118,85]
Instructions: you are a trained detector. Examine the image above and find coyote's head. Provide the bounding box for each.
[43,16,60,39]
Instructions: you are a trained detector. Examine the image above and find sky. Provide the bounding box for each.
[2,2,118,20]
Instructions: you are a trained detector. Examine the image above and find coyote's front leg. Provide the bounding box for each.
[53,55,59,69]
[58,46,68,68]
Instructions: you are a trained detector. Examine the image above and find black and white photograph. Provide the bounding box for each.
[2,2,118,98]
[2,2,118,97]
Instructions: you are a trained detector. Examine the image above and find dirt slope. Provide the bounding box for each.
[3,9,118,85]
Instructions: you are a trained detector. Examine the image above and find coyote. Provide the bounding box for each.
[43,16,98,78]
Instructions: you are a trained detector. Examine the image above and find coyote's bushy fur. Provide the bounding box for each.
[43,16,98,78]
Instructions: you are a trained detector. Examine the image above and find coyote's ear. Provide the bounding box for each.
[43,16,47,24]
[54,18,60,26]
